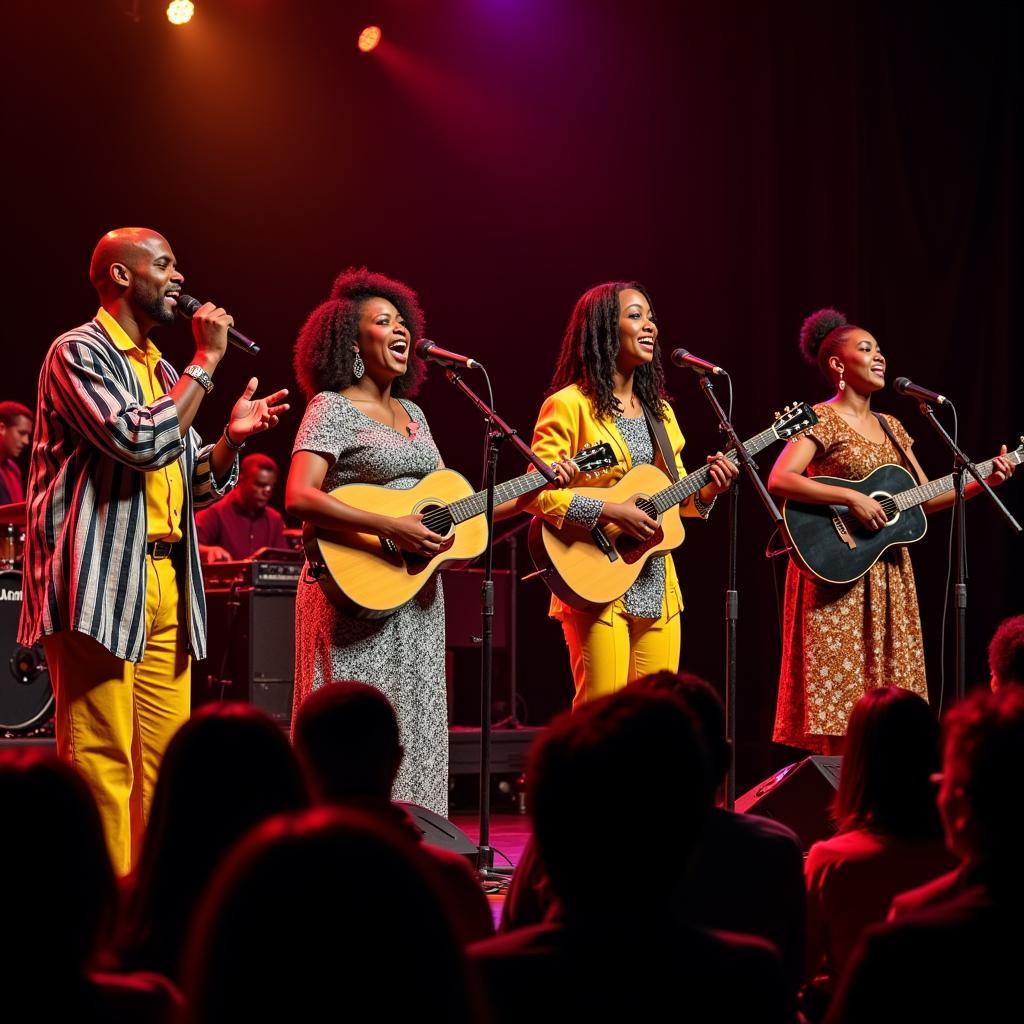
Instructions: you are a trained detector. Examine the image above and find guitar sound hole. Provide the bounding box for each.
[418,504,454,537]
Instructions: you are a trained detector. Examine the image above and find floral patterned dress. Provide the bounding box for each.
[292,392,449,815]
[774,404,928,752]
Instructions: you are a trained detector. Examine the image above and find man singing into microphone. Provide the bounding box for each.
[18,228,289,873]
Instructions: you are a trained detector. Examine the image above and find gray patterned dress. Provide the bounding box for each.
[292,391,448,815]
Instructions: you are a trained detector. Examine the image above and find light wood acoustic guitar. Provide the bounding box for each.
[782,437,1023,585]
[527,403,818,610]
[304,442,617,617]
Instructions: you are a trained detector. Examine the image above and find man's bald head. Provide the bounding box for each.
[89,228,171,299]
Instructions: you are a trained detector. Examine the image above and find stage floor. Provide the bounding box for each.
[451,811,532,926]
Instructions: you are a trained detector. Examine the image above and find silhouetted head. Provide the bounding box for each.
[182,808,478,1023]
[938,684,1024,878]
[528,689,710,922]
[0,750,116,979]
[832,686,943,840]
[120,704,308,978]
[988,614,1024,690]
[633,671,731,789]
[293,680,403,803]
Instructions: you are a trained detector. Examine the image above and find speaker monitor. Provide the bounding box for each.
[735,755,842,851]
[396,801,477,862]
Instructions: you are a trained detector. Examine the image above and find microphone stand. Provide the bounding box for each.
[913,402,1020,702]
[442,367,556,878]
[695,373,784,809]
[492,519,533,729]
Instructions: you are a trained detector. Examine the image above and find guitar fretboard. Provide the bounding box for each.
[449,470,547,524]
[652,423,781,514]
[894,447,1023,512]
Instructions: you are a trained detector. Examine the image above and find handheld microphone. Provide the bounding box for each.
[414,338,481,370]
[175,294,261,355]
[670,348,726,376]
[892,377,947,406]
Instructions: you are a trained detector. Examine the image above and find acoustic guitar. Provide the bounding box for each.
[304,442,617,617]
[528,403,818,610]
[782,438,1023,585]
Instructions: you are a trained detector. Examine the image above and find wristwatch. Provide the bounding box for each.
[182,363,214,394]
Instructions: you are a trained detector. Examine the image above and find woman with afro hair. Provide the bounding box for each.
[523,281,738,709]
[767,308,1015,753]
[285,269,576,813]
[285,268,450,813]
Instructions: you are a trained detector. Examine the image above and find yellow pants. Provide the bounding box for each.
[42,552,190,874]
[559,583,682,710]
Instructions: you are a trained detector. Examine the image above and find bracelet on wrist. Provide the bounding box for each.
[182,363,214,394]
[693,491,717,519]
[223,424,245,451]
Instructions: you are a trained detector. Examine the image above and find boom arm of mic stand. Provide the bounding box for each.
[443,370,557,483]
[698,376,783,524]
[916,402,1021,533]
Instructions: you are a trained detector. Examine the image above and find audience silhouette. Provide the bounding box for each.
[117,703,309,981]
[182,807,482,1022]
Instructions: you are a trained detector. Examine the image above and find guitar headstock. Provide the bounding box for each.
[772,402,818,440]
[571,441,617,479]
[1006,437,1024,465]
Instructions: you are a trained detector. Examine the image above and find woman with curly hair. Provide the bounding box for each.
[767,308,1015,753]
[285,268,573,813]
[284,267,450,813]
[524,281,737,708]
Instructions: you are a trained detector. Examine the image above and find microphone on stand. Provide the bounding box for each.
[892,377,948,406]
[175,294,261,355]
[670,348,727,376]
[414,338,482,369]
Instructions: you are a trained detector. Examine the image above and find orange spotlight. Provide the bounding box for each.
[167,0,195,25]
[358,25,382,53]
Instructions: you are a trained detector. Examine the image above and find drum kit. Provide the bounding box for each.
[0,502,53,735]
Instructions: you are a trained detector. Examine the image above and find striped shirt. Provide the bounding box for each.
[17,317,237,662]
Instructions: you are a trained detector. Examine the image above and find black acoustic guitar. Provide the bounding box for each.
[782,438,1023,585]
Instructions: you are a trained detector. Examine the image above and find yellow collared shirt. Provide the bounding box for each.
[96,307,184,543]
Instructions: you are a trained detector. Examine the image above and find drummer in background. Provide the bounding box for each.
[196,452,287,562]
[0,402,33,505]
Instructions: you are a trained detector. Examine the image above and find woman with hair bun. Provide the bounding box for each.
[767,309,1015,753]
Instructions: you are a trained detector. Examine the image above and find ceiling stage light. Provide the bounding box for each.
[358,26,382,53]
[167,1,195,26]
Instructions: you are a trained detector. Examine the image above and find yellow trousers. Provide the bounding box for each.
[559,583,682,710]
[43,553,190,874]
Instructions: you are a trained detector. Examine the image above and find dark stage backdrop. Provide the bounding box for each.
[7,0,1021,787]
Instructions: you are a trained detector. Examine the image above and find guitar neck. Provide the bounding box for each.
[448,469,547,524]
[894,447,1023,512]
[652,422,780,513]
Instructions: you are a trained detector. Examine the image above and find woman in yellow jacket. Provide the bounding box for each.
[526,281,737,708]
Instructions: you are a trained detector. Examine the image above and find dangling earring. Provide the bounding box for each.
[838,367,846,391]
[353,349,365,381]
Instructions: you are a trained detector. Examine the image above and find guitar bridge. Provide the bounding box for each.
[831,510,856,550]
[591,526,619,563]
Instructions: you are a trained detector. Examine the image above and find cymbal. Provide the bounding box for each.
[0,502,26,526]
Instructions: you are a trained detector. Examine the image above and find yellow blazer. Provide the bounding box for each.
[525,383,703,620]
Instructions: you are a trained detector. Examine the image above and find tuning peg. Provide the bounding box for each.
[774,411,780,419]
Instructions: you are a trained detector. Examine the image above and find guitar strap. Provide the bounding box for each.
[640,399,680,483]
[873,413,922,485]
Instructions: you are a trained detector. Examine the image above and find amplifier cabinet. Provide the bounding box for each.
[193,585,296,727]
